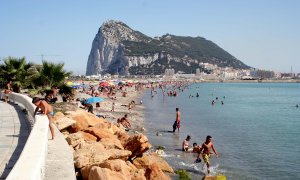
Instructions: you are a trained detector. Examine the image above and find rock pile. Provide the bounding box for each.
[53,109,173,180]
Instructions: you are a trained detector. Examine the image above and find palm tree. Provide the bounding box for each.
[0,57,32,92]
[40,61,72,88]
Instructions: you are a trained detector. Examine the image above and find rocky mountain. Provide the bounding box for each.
[86,20,250,76]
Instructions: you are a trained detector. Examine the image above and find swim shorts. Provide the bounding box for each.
[202,153,210,164]
[177,120,180,128]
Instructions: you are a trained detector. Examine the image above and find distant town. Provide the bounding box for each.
[79,62,300,82]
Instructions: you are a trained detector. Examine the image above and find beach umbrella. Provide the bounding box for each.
[100,82,109,87]
[85,97,105,104]
[66,81,74,86]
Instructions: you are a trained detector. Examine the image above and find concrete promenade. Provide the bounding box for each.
[0,101,32,179]
[0,92,75,180]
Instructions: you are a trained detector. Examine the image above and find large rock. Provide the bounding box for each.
[116,131,130,147]
[147,154,174,173]
[99,159,131,177]
[144,163,171,180]
[54,117,76,130]
[108,149,132,160]
[124,134,151,159]
[74,142,131,168]
[68,110,107,132]
[89,166,129,180]
[52,112,65,122]
[66,133,85,148]
[66,132,97,148]
[73,142,106,168]
[133,154,174,173]
[94,122,123,134]
[84,127,116,140]
[100,138,124,150]
[125,134,149,151]
[132,154,151,169]
[126,161,146,180]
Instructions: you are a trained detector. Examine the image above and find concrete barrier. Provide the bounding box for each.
[5,92,49,180]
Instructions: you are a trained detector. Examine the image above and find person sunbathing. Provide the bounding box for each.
[117,114,131,129]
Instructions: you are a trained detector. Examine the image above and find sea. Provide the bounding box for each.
[141,82,300,180]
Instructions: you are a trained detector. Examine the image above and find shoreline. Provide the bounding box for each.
[52,85,175,179]
[90,86,146,133]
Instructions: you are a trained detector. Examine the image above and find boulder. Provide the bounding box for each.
[89,166,129,180]
[80,165,93,180]
[126,161,146,180]
[54,117,76,131]
[66,110,107,132]
[84,127,116,140]
[133,154,174,173]
[95,122,123,134]
[108,149,132,160]
[124,134,152,159]
[116,131,130,147]
[125,134,149,151]
[99,159,131,178]
[132,154,151,169]
[66,132,97,148]
[66,133,85,148]
[73,142,106,168]
[52,112,65,122]
[78,131,98,142]
[147,154,174,173]
[144,163,170,180]
[68,115,89,132]
[72,109,107,126]
[131,169,146,180]
[100,138,124,150]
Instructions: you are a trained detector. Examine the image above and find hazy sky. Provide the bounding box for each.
[1,0,299,75]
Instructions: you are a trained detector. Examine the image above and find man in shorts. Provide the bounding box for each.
[196,135,218,174]
[172,108,181,132]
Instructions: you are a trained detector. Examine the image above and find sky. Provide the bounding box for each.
[1,0,300,75]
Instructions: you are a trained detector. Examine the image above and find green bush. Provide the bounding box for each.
[155,145,165,150]
[175,169,191,180]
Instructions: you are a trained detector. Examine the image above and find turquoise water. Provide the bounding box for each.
[142,83,300,179]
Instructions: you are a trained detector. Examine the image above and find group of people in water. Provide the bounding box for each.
[182,134,218,174]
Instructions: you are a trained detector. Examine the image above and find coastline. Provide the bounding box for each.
[52,85,177,179]
[92,86,146,132]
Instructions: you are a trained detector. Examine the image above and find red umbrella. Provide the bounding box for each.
[100,82,109,87]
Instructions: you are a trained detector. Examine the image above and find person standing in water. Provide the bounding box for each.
[196,135,218,174]
[172,107,181,132]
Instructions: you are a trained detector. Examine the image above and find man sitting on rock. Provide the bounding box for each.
[117,114,131,129]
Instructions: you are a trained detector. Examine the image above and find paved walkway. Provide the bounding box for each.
[0,101,32,179]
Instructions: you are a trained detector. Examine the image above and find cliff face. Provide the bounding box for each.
[86,20,250,75]
[86,20,151,75]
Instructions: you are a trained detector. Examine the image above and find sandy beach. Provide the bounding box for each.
[75,85,147,133]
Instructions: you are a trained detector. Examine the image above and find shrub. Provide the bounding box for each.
[175,169,191,180]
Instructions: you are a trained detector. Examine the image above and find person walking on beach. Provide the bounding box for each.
[196,135,218,174]
[111,102,115,112]
[172,107,181,132]
[32,97,55,140]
